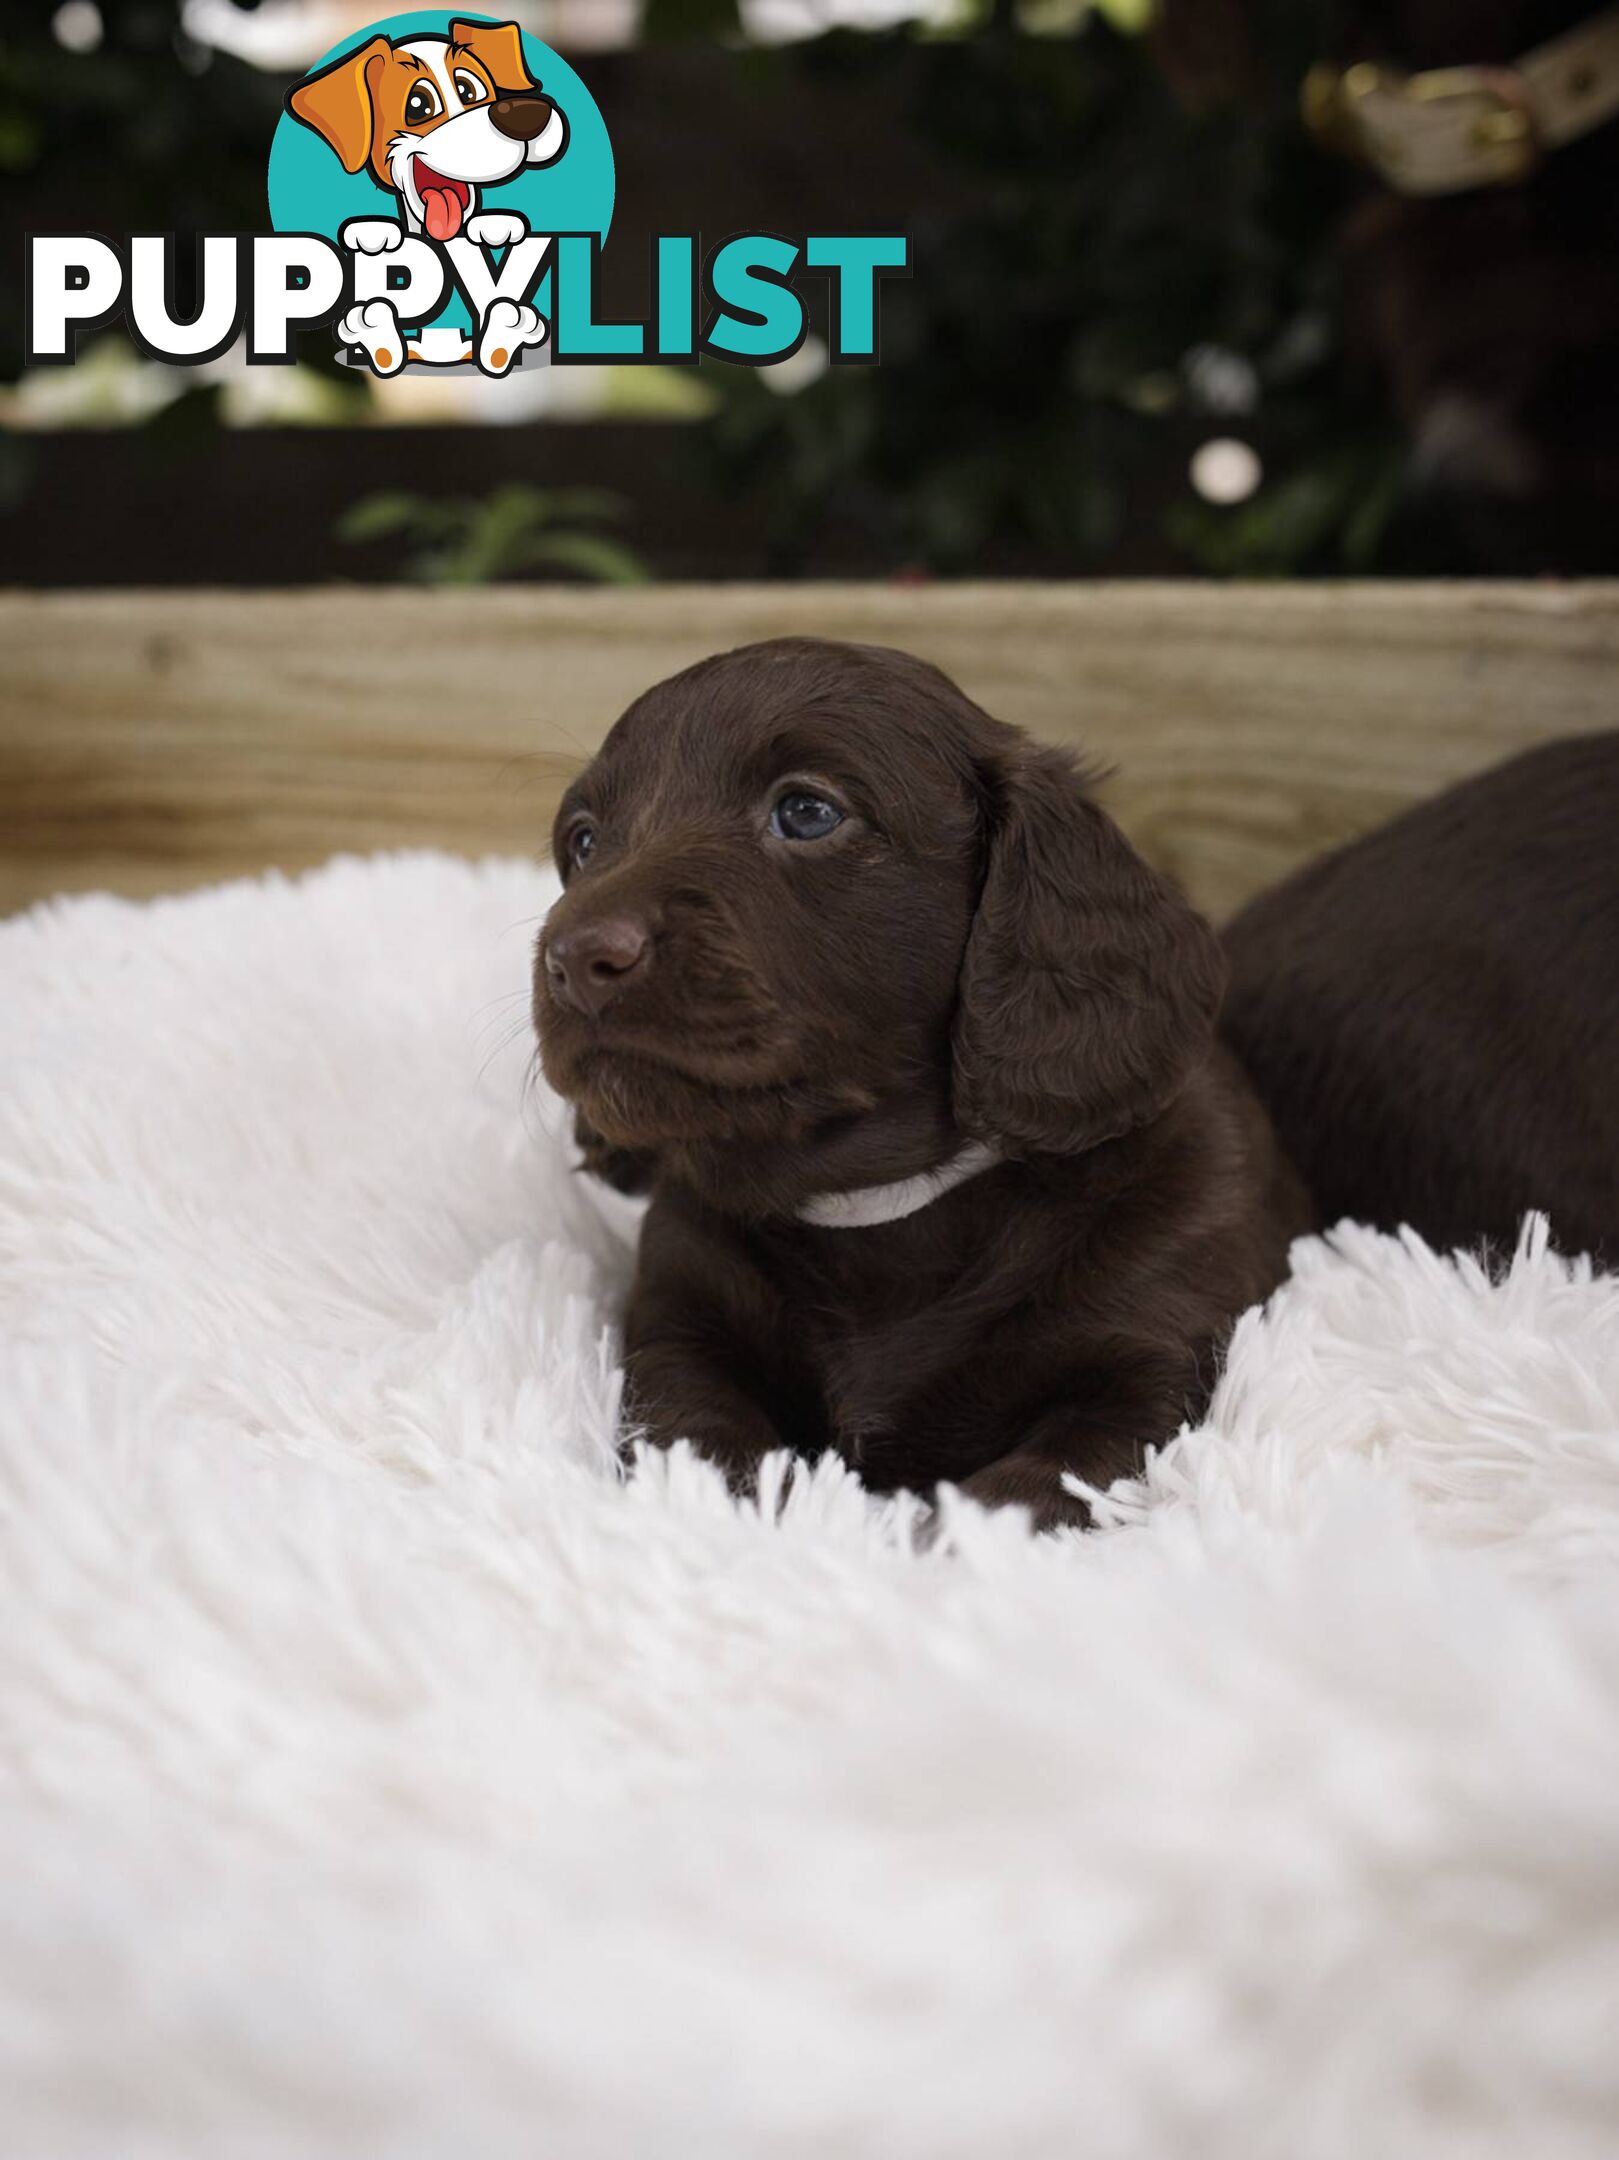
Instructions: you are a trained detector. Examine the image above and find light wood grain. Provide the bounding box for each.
[3,583,1615,920]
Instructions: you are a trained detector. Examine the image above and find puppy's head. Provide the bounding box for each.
[534,639,1223,1194]
[286,20,566,241]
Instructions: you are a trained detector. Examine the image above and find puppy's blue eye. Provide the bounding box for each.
[770,791,843,842]
[568,824,596,868]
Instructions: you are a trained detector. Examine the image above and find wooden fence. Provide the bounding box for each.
[3,582,1614,919]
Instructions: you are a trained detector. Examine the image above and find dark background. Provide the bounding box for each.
[5,0,1617,584]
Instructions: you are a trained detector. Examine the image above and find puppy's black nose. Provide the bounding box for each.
[490,94,555,143]
[545,917,649,1017]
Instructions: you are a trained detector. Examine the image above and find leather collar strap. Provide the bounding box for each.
[1304,5,1619,194]
[796,1141,1001,1230]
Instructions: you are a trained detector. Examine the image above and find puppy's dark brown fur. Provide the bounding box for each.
[1223,732,1619,1264]
[534,637,1309,1528]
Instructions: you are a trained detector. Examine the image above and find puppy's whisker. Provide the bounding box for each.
[471,988,531,1022]
[515,1047,563,1152]
[494,751,580,797]
[478,1016,538,1084]
[471,992,534,1053]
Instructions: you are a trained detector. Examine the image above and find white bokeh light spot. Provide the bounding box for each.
[1190,437,1263,506]
[52,1,103,52]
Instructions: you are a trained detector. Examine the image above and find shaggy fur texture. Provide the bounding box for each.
[4,852,1619,2159]
[537,638,1308,1526]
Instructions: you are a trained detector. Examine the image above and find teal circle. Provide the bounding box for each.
[267,11,613,341]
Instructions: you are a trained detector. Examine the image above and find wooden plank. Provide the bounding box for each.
[2,583,1615,921]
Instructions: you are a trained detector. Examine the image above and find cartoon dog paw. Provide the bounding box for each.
[340,218,404,256]
[465,211,529,251]
[338,299,406,377]
[478,298,547,377]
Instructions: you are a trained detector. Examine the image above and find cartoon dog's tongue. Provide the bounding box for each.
[415,164,467,242]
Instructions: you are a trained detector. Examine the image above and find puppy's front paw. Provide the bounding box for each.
[466,210,528,250]
[478,297,547,377]
[340,218,404,256]
[956,1459,1094,1533]
[337,299,405,377]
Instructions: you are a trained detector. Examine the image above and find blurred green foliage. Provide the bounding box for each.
[6,2,1421,578]
[0,4,283,378]
[337,484,649,583]
[690,10,1410,575]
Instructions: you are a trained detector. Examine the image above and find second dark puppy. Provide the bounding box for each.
[534,637,1308,1528]
[1223,732,1619,1264]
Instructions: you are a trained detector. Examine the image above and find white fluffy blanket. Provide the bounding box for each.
[5,853,1619,2160]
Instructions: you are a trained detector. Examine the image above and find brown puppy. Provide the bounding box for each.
[534,638,1309,1529]
[1223,732,1619,1264]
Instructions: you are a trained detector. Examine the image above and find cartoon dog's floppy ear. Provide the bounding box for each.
[286,34,390,175]
[952,746,1226,1156]
[450,18,536,92]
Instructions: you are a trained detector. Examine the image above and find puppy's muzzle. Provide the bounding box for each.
[546,916,650,1018]
[491,94,555,143]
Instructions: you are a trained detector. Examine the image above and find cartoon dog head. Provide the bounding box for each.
[287,18,567,242]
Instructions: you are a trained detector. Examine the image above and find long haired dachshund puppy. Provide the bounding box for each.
[534,638,1310,1530]
[1223,731,1619,1265]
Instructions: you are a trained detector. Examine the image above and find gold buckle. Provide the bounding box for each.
[1408,64,1542,180]
[1302,62,1370,157]
[1304,59,1543,186]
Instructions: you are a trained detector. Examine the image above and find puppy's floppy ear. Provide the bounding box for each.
[573,1110,656,1197]
[451,18,536,92]
[952,746,1225,1155]
[286,35,389,175]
